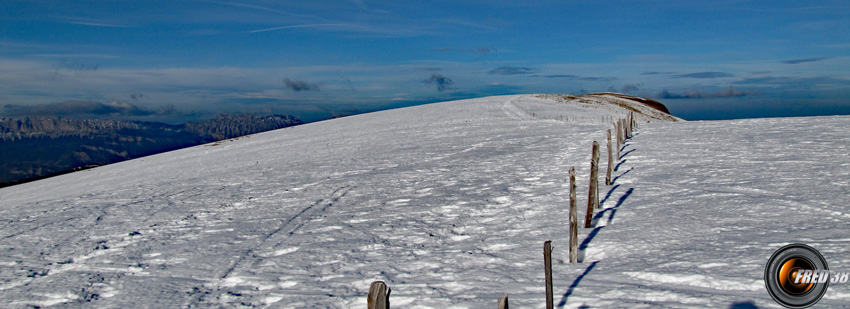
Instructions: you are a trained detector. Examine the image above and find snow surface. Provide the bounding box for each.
[1,94,848,308]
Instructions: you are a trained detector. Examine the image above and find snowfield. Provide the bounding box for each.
[1,94,848,308]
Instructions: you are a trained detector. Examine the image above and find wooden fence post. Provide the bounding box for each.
[606,130,613,186]
[623,118,627,140]
[585,141,599,227]
[498,294,509,309]
[368,281,391,309]
[592,142,600,210]
[616,121,621,158]
[569,166,578,263]
[631,112,636,131]
[617,119,624,145]
[544,240,554,309]
[614,123,620,162]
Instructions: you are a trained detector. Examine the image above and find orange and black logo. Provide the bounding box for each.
[764,244,830,308]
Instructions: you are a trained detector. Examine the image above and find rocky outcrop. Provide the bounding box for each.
[0,117,144,140]
[183,114,302,141]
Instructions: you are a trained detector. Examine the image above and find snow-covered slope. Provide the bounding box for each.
[1,95,847,308]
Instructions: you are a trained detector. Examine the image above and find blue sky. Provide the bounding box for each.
[1,1,849,122]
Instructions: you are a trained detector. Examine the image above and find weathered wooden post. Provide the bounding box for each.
[606,130,613,186]
[615,122,621,160]
[592,142,600,209]
[569,166,578,263]
[368,281,391,309]
[543,240,554,309]
[622,118,627,140]
[585,141,599,227]
[498,294,509,309]
[631,112,636,131]
[617,119,624,145]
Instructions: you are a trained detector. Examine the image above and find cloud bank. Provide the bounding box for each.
[284,78,320,92]
[673,72,734,79]
[781,57,830,64]
[657,87,753,99]
[2,100,180,118]
[425,74,456,92]
[487,66,535,75]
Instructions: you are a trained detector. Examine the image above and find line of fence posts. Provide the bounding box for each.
[560,114,638,306]
[545,114,638,306]
[577,116,626,254]
[366,115,641,308]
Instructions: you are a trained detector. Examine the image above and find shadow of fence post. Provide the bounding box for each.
[556,261,599,307]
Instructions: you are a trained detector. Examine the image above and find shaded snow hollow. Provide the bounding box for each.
[1,94,848,308]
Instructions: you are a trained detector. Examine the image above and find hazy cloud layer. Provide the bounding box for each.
[479,84,524,95]
[733,75,850,87]
[487,66,535,75]
[781,57,830,64]
[432,46,496,55]
[657,87,753,99]
[543,74,579,78]
[542,74,617,82]
[475,47,497,55]
[425,74,456,92]
[2,100,179,118]
[673,72,734,79]
[284,78,320,92]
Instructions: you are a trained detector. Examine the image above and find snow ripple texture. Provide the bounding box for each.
[1,95,848,308]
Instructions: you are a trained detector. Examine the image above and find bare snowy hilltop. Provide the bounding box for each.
[1,94,848,308]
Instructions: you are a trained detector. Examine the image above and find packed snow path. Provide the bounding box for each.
[1,95,847,307]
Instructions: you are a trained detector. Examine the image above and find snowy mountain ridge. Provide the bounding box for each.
[1,94,848,308]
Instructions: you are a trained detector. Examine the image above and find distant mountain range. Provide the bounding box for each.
[0,114,302,187]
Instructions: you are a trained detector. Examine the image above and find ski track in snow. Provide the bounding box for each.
[0,95,848,308]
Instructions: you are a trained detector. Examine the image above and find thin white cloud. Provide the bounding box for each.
[435,18,498,31]
[208,1,318,19]
[31,53,119,59]
[246,23,349,33]
[63,19,132,28]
